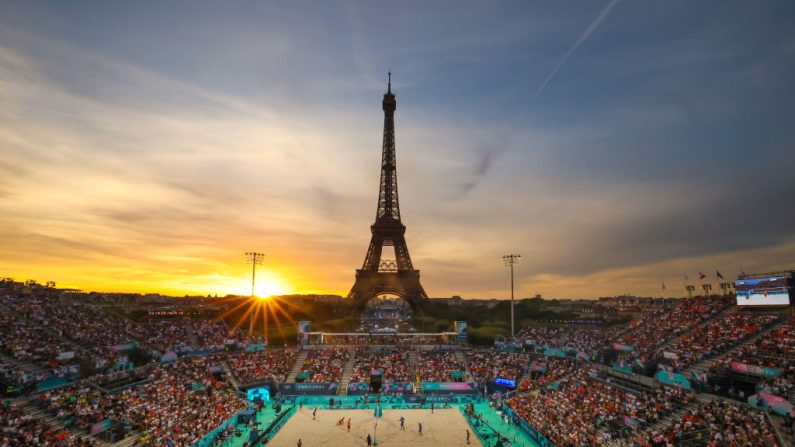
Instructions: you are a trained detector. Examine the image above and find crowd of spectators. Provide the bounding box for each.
[0,309,82,389]
[395,335,453,345]
[467,350,531,382]
[31,356,244,447]
[320,334,453,345]
[507,365,693,446]
[0,359,48,393]
[0,293,147,367]
[1,286,789,447]
[350,348,413,383]
[191,319,261,350]
[226,349,297,384]
[144,319,192,352]
[514,325,623,352]
[661,313,779,371]
[1,400,99,447]
[0,289,262,374]
[516,357,579,391]
[626,399,780,447]
[708,321,794,398]
[0,310,77,366]
[298,348,349,383]
[415,351,463,382]
[321,335,371,345]
[616,297,730,357]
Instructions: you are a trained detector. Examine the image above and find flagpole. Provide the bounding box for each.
[683,275,689,299]
[698,273,703,297]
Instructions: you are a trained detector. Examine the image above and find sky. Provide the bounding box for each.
[1,0,794,299]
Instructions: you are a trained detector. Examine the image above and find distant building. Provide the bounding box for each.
[597,295,677,316]
[430,296,464,306]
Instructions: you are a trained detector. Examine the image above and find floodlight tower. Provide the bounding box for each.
[245,252,265,297]
[503,254,521,337]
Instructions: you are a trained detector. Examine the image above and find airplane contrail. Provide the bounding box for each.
[462,0,621,196]
[533,0,621,100]
[512,0,621,126]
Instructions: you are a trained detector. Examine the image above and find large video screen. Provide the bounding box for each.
[735,276,791,306]
[246,386,270,402]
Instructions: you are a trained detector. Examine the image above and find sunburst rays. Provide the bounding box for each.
[219,295,299,341]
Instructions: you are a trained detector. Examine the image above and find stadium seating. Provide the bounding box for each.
[507,365,693,446]
[298,348,349,383]
[659,312,779,371]
[627,399,782,447]
[467,350,531,382]
[513,325,624,352]
[415,350,464,382]
[350,348,413,383]
[1,286,790,447]
[227,349,297,384]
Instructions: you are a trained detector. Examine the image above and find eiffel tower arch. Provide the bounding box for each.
[347,74,429,310]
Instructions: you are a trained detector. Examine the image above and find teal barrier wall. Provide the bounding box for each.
[502,404,555,447]
[655,370,691,389]
[543,348,566,358]
[611,343,634,352]
[612,361,633,374]
[191,406,252,447]
[422,382,477,393]
[748,392,793,416]
[35,376,70,392]
[730,361,782,378]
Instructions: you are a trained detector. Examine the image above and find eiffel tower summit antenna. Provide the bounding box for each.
[347,73,429,310]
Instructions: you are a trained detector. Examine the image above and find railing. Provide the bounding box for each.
[674,428,709,446]
[765,410,789,447]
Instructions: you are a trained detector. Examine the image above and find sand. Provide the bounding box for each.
[266,408,483,447]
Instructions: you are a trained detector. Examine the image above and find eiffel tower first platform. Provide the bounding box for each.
[347,74,429,310]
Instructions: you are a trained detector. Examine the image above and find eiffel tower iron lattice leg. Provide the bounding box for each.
[347,74,429,310]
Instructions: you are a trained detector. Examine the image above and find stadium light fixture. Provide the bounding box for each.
[502,254,521,338]
[245,252,265,298]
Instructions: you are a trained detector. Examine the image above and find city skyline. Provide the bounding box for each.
[1,1,794,299]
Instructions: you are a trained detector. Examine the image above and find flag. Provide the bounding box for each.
[716,270,724,279]
[699,272,706,280]
[661,283,666,291]
[684,274,689,281]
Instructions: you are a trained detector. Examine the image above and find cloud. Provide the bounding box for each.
[0,2,793,299]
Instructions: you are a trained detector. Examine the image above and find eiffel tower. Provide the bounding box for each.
[347,74,429,310]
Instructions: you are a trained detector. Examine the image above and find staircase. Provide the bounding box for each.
[185,321,200,348]
[647,400,698,435]
[516,370,531,388]
[19,399,119,447]
[607,401,700,445]
[19,400,69,434]
[222,360,241,392]
[655,305,736,353]
[409,350,421,394]
[767,411,795,447]
[0,352,48,377]
[110,432,142,447]
[286,350,308,383]
[337,349,357,395]
[687,318,784,375]
[454,350,470,381]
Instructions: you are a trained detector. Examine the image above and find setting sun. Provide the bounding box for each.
[251,272,291,298]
